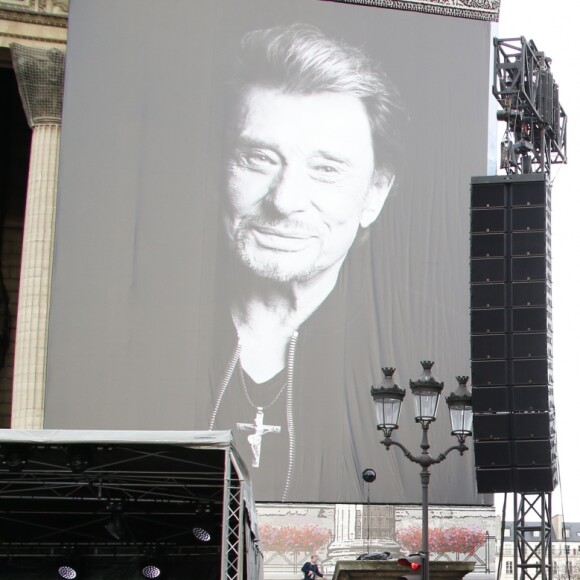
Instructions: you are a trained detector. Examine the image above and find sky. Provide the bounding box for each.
[496,0,580,521]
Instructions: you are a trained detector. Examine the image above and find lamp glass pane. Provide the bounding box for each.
[375,398,401,428]
[413,391,440,421]
[449,405,473,434]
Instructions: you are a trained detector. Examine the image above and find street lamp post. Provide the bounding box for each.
[370,361,473,580]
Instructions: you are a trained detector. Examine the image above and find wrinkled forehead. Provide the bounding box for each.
[239,85,371,137]
[233,83,371,129]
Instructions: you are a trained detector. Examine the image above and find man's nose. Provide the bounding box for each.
[265,166,312,215]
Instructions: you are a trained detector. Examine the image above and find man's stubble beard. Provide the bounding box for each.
[226,214,330,283]
[234,230,321,283]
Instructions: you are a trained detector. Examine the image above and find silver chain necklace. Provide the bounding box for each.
[209,331,298,501]
[238,363,287,410]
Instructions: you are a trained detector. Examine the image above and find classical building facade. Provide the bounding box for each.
[0,1,67,429]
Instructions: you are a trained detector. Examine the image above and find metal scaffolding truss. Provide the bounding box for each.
[514,494,553,580]
[494,37,567,176]
[222,452,244,580]
[492,36,565,580]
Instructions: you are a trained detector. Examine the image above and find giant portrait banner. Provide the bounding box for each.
[45,0,493,505]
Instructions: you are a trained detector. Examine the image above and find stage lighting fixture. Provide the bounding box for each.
[104,512,126,540]
[104,501,128,540]
[496,109,523,122]
[140,563,162,578]
[57,564,79,579]
[66,446,91,473]
[514,139,534,154]
[193,527,211,542]
[2,444,28,471]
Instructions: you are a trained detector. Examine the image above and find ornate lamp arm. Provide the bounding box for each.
[381,426,468,467]
[380,434,422,464]
[433,442,469,464]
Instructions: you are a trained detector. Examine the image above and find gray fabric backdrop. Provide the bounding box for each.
[45,0,493,505]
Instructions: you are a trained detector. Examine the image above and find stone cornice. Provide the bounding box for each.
[0,30,66,44]
[0,2,68,27]
[323,0,501,21]
[0,5,67,48]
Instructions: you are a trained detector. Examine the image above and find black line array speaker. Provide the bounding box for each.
[470,174,558,493]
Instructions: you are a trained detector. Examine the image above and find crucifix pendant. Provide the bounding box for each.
[237,407,281,467]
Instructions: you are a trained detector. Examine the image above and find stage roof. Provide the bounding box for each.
[0,430,255,564]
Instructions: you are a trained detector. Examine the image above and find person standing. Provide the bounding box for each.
[301,554,324,579]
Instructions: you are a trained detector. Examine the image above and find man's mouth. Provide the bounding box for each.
[250,224,318,251]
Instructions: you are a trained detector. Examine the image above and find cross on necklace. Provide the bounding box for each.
[237,407,281,467]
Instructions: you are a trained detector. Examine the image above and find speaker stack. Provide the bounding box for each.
[470,174,558,493]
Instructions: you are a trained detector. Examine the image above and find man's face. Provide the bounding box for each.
[225,86,390,283]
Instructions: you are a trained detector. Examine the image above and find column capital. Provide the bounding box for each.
[9,43,65,127]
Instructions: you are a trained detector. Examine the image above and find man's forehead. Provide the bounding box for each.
[236,85,369,124]
[233,86,374,160]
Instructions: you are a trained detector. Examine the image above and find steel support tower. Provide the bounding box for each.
[494,36,567,580]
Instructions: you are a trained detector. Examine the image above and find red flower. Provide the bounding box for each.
[396,525,485,555]
[259,524,331,553]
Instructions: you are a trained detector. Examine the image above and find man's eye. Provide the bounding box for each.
[240,150,279,169]
[314,165,339,174]
[310,163,343,181]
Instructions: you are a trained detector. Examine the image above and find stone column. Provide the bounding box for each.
[327,504,400,563]
[9,44,65,428]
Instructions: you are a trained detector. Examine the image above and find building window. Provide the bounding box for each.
[506,561,513,574]
[566,529,571,538]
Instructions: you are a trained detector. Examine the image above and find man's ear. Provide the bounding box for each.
[359,170,395,229]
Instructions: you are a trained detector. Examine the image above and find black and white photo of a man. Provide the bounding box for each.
[208,23,403,500]
[45,0,490,507]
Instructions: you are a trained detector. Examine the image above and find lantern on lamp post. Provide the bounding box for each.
[371,367,406,437]
[446,375,473,443]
